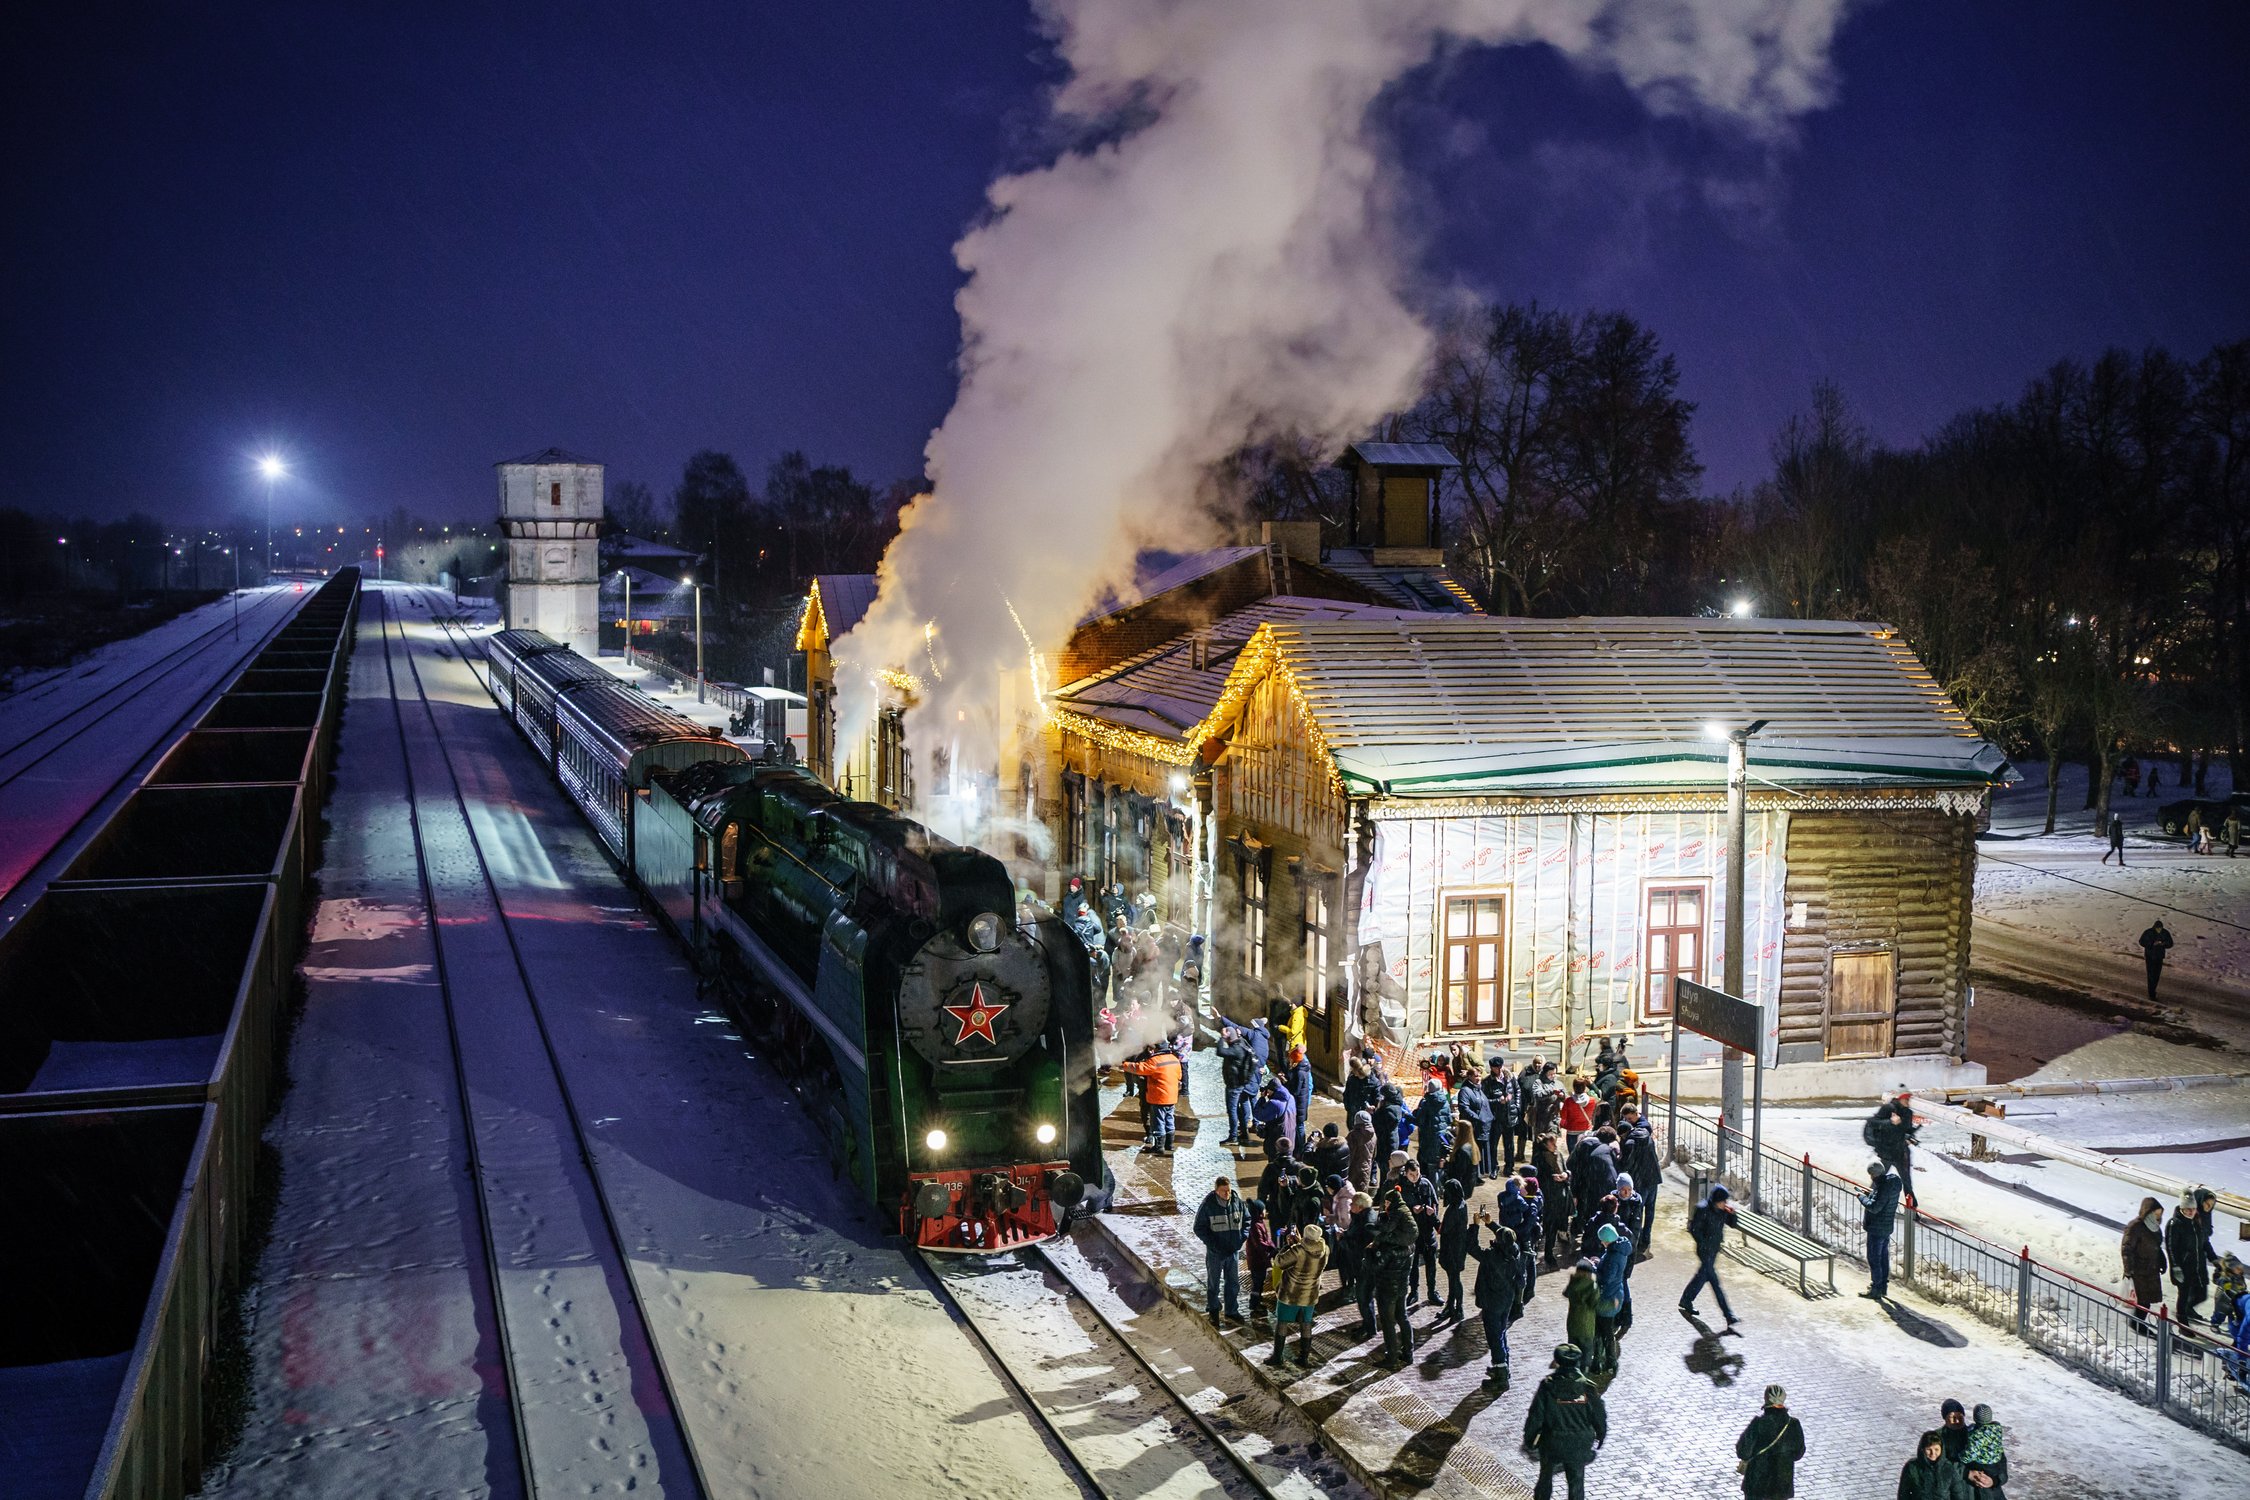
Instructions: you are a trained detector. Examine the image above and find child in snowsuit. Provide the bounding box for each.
[1963,1403,2007,1495]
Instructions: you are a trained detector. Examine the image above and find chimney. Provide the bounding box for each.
[1345,442,1458,552]
[1261,520,1320,565]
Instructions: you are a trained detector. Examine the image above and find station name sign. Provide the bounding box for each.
[1673,978,1758,1054]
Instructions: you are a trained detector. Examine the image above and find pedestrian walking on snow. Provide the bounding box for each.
[1592,1224,1633,1375]
[1861,1160,1904,1299]
[1465,1206,1525,1390]
[2101,811,2126,865]
[2139,918,2174,1002]
[2122,1195,2168,1323]
[1522,1343,1606,1500]
[1681,1183,1740,1329]
[2169,1189,2214,1322]
[1192,1177,1247,1324]
[1736,1386,1806,1499]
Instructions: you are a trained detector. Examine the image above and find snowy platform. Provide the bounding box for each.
[1091,1045,2247,1498]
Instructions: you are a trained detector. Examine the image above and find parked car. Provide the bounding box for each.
[2158,793,2249,835]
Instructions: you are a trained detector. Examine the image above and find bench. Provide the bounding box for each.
[1729,1209,1837,1297]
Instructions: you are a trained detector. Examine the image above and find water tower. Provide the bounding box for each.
[497,447,603,654]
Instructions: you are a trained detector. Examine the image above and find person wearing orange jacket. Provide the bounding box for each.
[1124,1046,1183,1154]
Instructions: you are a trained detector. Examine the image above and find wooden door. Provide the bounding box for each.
[1826,948,1895,1059]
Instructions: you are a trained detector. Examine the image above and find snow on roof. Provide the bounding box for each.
[1345,441,1459,469]
[798,574,879,650]
[1191,616,2009,797]
[603,534,699,562]
[1077,546,1270,626]
[1316,548,1482,613]
[497,446,602,467]
[1052,595,1425,744]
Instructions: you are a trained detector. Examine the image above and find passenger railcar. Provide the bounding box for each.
[476,630,1105,1251]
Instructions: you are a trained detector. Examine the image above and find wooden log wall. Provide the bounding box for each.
[1778,809,1976,1060]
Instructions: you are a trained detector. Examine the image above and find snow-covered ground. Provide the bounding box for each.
[1979,759,2250,990]
[206,586,1074,1499]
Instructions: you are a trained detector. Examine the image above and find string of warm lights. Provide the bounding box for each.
[1050,708,1197,766]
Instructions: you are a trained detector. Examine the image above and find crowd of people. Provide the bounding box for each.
[2121,1184,2248,1354]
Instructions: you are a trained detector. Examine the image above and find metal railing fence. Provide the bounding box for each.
[1651,1091,2248,1454]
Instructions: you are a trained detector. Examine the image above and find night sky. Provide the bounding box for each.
[7,1,2245,526]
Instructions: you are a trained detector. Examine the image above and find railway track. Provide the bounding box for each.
[919,1235,1356,1500]
[374,589,710,1500]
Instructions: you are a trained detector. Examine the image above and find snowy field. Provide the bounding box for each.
[1979,759,2250,989]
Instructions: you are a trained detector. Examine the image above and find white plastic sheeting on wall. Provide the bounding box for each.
[1360,808,1788,1066]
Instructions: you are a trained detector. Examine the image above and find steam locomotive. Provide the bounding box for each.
[483,629,1108,1250]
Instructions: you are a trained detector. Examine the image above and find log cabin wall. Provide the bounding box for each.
[1777,809,1976,1062]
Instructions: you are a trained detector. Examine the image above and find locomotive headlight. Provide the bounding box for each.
[967,911,1003,954]
[1034,1122,1057,1146]
[925,1128,948,1151]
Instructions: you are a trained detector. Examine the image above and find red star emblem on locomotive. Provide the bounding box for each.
[943,982,1009,1046]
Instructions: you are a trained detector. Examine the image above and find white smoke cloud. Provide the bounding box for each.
[836,0,1855,798]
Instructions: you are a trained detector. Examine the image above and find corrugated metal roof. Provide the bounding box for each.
[1345,442,1458,469]
[1053,595,1424,740]
[1318,549,1483,613]
[807,574,879,642]
[1196,617,2006,795]
[497,446,602,467]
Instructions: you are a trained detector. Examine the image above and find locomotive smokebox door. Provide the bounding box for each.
[896,924,1054,1069]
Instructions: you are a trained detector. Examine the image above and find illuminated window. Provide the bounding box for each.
[1643,885,1705,1019]
[1440,893,1507,1031]
[1240,856,1267,980]
[1301,875,1332,1017]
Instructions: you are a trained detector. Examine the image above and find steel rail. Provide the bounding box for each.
[391,588,713,1499]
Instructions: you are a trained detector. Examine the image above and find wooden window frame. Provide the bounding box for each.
[1437,888,1511,1034]
[1640,880,1710,1023]
[1240,850,1269,981]
[1300,869,1335,1019]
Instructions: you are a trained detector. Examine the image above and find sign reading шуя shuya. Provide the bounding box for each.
[1673,978,1759,1054]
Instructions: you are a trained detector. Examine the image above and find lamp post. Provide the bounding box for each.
[57,535,69,591]
[225,548,239,636]
[620,570,633,667]
[684,575,704,702]
[258,455,286,579]
[1712,716,1771,1200]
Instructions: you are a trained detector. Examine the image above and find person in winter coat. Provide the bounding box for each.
[1346,1110,1378,1191]
[1290,1166,1326,1233]
[1397,1160,1442,1307]
[1558,1078,1597,1144]
[1267,1223,1329,1368]
[1861,1161,1904,1300]
[1413,1081,1455,1171]
[1309,1120,1352,1182]
[1454,1067,1495,1177]
[2168,1190,2214,1321]
[2121,1196,2169,1320]
[1251,1079,1297,1161]
[2100,811,2126,865]
[1325,1173,1355,1239]
[1681,1184,1740,1328]
[1864,1098,1919,1203]
[1269,993,1308,1058]
[1372,1195,1420,1364]
[1532,1061,1564,1137]
[1341,1194,1378,1335]
[1122,1046,1182,1153]
[1576,1196,1621,1265]
[1573,1128,1621,1225]
[1284,1046,1315,1155]
[1437,1177,1471,1321]
[1444,1141,1481,1203]
[1373,1084,1409,1162]
[1499,1173,1543,1302]
[1896,1431,1972,1500]
[1533,1132,1574,1265]
[1735,1386,1807,1499]
[1258,1145,1298,1220]
[1216,1026,1257,1147]
[1613,1176,1649,1257]
[1591,1224,1634,1375]
[1244,1199,1277,1321]
[1464,1207,1525,1389]
[1486,1059,1522,1173]
[2139,918,2174,1001]
[1343,1055,1377,1119]
[1522,1342,1605,1500]
[1245,1016,1274,1087]
[1563,1257,1599,1357]
[1962,1403,2007,1497]
[1193,1177,1248,1323]
[1616,1106,1661,1253]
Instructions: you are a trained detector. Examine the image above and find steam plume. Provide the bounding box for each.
[837,0,1854,809]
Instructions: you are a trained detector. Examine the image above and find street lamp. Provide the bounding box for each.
[258,454,286,578]
[1706,716,1770,1201]
[683,575,704,702]
[224,548,239,636]
[618,570,633,667]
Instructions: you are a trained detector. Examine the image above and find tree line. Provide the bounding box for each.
[1243,301,2249,814]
